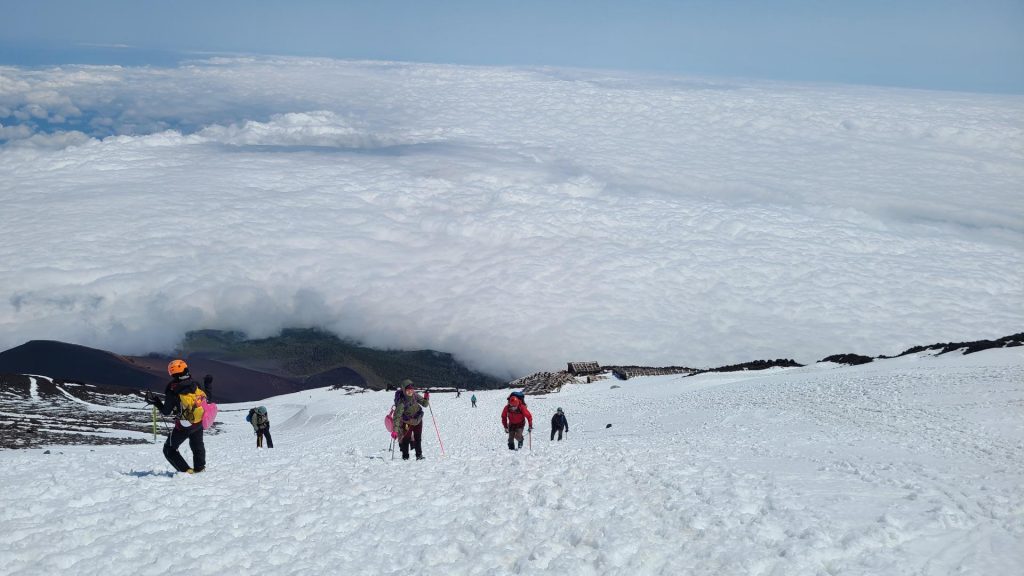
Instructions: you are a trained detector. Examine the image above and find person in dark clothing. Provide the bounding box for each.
[393,380,429,460]
[551,407,569,441]
[202,374,215,403]
[145,359,208,474]
[248,406,273,448]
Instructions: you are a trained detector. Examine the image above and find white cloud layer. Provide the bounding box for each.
[1,58,1022,377]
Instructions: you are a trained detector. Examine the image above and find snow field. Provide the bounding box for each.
[0,348,1022,575]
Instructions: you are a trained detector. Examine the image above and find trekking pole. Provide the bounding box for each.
[151,406,158,442]
[529,428,532,452]
[427,404,446,457]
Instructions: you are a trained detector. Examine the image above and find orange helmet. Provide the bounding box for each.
[167,359,189,377]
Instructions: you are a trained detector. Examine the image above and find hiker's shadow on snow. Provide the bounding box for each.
[122,470,176,478]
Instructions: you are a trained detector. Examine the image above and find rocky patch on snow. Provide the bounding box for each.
[0,373,218,449]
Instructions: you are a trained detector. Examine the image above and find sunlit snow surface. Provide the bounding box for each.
[1,58,1022,375]
[1,348,1021,575]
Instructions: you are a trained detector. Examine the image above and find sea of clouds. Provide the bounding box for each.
[1,57,1021,377]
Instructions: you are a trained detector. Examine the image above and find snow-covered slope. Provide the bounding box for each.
[1,348,1021,575]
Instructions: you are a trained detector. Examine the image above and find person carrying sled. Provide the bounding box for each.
[501,391,533,450]
[145,359,208,474]
[550,407,569,441]
[247,406,273,448]
[393,379,430,460]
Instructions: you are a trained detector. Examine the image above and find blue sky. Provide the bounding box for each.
[1,0,1022,93]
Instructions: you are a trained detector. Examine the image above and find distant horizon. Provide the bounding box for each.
[3,43,1024,97]
[2,0,1022,94]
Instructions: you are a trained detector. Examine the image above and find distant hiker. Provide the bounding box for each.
[202,374,215,403]
[247,406,273,448]
[471,394,477,408]
[145,359,207,474]
[501,391,533,450]
[456,390,462,398]
[551,407,569,441]
[393,380,430,460]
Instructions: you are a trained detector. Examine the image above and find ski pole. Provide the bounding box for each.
[427,404,446,457]
[529,428,532,451]
[152,406,157,442]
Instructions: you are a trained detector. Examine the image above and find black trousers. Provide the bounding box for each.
[399,422,423,459]
[551,427,565,441]
[163,424,205,472]
[257,425,274,448]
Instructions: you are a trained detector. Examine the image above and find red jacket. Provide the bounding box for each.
[501,403,533,428]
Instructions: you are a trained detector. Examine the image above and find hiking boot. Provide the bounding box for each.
[508,441,516,450]
[416,455,424,460]
[517,441,524,449]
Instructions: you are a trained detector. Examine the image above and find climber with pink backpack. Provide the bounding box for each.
[145,359,216,474]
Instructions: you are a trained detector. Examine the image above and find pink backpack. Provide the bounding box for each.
[200,398,218,430]
[385,406,397,439]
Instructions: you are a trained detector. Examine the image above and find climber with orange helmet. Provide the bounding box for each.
[144,359,210,473]
[500,391,533,450]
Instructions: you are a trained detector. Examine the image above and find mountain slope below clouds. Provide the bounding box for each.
[178,328,506,390]
[0,340,308,402]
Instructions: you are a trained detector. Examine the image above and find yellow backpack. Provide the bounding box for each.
[178,387,207,425]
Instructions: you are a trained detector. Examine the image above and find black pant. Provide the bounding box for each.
[551,427,564,441]
[257,426,274,448]
[507,424,525,450]
[399,422,423,459]
[163,424,205,472]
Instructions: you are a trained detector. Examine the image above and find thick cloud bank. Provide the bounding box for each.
[1,58,1021,376]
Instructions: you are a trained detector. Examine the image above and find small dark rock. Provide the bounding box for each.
[820,354,874,366]
[605,424,612,429]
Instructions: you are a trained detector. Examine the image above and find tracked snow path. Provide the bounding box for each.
[0,349,1022,575]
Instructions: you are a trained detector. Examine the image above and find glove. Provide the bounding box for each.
[144,391,157,404]
[504,427,509,434]
[529,427,533,432]
[423,391,430,400]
